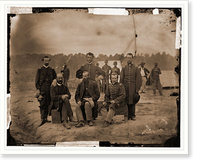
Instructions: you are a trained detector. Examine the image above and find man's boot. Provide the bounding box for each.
[39,119,46,127]
[63,120,71,129]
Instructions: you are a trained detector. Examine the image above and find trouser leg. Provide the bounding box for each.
[153,80,157,94]
[102,79,106,92]
[157,80,163,95]
[61,104,68,122]
[101,107,108,121]
[128,104,135,119]
[76,105,84,122]
[141,77,146,92]
[105,108,115,123]
[84,102,93,121]
[63,98,73,118]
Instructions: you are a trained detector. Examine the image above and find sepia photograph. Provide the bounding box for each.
[1,0,189,154]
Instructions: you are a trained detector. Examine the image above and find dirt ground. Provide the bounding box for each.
[9,69,178,146]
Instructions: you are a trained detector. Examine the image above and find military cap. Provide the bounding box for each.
[113,61,117,65]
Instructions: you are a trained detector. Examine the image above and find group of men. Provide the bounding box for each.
[35,52,162,129]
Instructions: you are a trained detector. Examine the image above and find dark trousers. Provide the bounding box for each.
[153,79,162,95]
[39,83,51,120]
[61,98,73,122]
[127,104,135,119]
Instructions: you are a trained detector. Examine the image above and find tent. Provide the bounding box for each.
[160,70,179,88]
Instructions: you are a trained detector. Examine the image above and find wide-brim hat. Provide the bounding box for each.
[133,93,140,104]
[140,62,145,65]
[154,62,158,65]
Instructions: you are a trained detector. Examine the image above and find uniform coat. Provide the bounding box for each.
[120,63,142,105]
[75,79,100,119]
[104,82,128,116]
[111,67,120,75]
[35,65,56,119]
[77,63,105,81]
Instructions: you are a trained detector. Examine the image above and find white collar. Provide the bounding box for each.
[57,83,62,86]
[43,65,49,68]
[87,62,92,65]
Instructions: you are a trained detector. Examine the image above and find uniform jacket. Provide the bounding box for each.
[77,63,105,81]
[35,66,56,108]
[75,79,100,103]
[104,82,128,115]
[120,63,142,105]
[150,67,161,81]
[35,66,56,90]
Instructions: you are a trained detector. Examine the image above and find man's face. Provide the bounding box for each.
[43,58,50,66]
[57,76,63,84]
[141,64,144,68]
[83,72,89,80]
[114,63,117,67]
[105,60,108,65]
[86,55,93,63]
[126,55,133,64]
[111,75,118,84]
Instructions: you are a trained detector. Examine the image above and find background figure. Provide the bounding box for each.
[111,61,120,76]
[138,62,150,93]
[49,74,76,129]
[35,56,57,126]
[102,60,111,93]
[120,53,142,120]
[75,71,100,127]
[61,63,70,86]
[150,62,163,95]
[95,62,102,92]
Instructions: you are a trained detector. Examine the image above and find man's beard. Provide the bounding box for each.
[44,63,49,66]
[57,80,63,84]
[127,60,132,64]
[83,78,89,82]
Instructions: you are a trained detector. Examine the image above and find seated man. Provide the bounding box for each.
[75,70,100,127]
[101,73,128,127]
[49,74,76,129]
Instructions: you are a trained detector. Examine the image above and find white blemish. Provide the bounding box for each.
[153,9,159,15]
[88,8,129,16]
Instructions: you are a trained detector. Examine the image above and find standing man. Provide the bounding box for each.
[102,60,111,93]
[35,56,57,126]
[139,62,150,93]
[76,52,105,81]
[120,53,142,121]
[95,62,103,92]
[61,63,70,86]
[75,70,100,127]
[101,73,128,127]
[111,61,120,76]
[150,62,162,95]
[49,74,76,129]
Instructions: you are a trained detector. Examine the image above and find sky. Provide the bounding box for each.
[10,9,177,57]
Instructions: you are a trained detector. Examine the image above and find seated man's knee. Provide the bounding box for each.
[85,102,90,106]
[63,98,69,103]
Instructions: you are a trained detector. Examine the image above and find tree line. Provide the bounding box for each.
[10,52,178,78]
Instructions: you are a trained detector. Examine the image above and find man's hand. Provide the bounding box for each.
[35,90,40,98]
[103,102,107,106]
[84,98,94,108]
[62,94,69,100]
[51,79,57,86]
[110,100,115,104]
[37,95,43,101]
[77,101,82,107]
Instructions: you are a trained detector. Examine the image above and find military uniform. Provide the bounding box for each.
[35,65,56,121]
[77,63,105,81]
[101,82,128,122]
[61,67,70,86]
[120,63,142,119]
